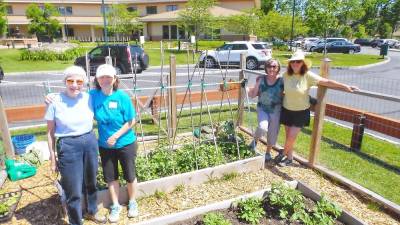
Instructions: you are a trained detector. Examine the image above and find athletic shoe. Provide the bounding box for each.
[274,153,285,163]
[278,157,293,167]
[264,152,272,162]
[84,211,106,224]
[128,200,139,218]
[108,204,121,223]
[249,139,257,151]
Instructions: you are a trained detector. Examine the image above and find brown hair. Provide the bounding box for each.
[94,76,120,91]
[264,58,281,74]
[287,60,309,76]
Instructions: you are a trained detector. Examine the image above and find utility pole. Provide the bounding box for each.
[290,0,296,51]
[101,0,108,44]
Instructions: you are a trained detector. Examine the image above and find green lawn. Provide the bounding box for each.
[2,104,399,205]
[0,41,385,72]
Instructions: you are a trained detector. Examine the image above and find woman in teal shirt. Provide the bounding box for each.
[91,64,138,223]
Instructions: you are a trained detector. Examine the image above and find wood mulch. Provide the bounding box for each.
[1,150,399,225]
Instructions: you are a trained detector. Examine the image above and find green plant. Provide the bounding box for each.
[222,172,239,181]
[153,190,166,199]
[203,212,232,225]
[268,182,306,221]
[173,184,185,193]
[237,197,265,225]
[0,196,18,215]
[310,195,342,225]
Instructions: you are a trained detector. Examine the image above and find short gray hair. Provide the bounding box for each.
[63,66,88,83]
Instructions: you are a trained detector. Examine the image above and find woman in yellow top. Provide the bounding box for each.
[275,51,359,166]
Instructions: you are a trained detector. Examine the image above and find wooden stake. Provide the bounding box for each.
[168,55,177,139]
[0,95,14,160]
[237,53,247,126]
[308,57,330,167]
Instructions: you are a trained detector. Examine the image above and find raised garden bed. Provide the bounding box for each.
[135,181,366,225]
[96,121,263,207]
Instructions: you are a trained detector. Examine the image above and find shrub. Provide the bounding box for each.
[20,47,87,61]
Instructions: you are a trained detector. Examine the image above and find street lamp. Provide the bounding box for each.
[101,0,108,44]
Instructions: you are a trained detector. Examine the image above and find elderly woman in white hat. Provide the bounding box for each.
[275,51,359,166]
[45,66,105,225]
[91,64,139,223]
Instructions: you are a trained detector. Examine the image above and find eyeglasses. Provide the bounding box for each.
[66,79,84,85]
[290,60,303,64]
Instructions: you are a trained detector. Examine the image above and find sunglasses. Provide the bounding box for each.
[66,79,84,85]
[267,65,278,69]
[290,60,303,64]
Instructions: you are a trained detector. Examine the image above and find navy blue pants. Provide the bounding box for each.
[57,131,99,225]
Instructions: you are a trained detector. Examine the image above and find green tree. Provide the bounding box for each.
[224,8,265,37]
[178,0,216,51]
[378,22,393,38]
[354,25,368,38]
[0,1,7,36]
[262,10,308,40]
[304,0,340,37]
[26,3,61,40]
[261,0,275,14]
[340,25,353,39]
[106,4,143,39]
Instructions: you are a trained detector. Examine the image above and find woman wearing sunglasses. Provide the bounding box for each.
[248,58,284,165]
[45,66,105,225]
[276,51,359,166]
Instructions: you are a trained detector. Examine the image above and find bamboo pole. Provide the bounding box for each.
[308,57,331,166]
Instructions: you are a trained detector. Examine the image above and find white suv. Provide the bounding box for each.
[199,41,272,70]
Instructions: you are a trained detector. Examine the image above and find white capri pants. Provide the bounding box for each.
[254,106,281,146]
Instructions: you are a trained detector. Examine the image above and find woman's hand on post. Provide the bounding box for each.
[44,93,56,105]
[345,85,359,92]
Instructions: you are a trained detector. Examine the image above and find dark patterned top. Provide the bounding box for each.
[257,76,284,113]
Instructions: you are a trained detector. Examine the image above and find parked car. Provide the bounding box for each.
[306,38,348,52]
[302,37,319,49]
[354,38,371,46]
[199,41,272,70]
[312,41,361,54]
[370,39,384,48]
[0,66,4,83]
[383,39,399,48]
[74,44,149,76]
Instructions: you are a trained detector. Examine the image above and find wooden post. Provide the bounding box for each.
[237,53,247,126]
[350,114,366,151]
[308,57,331,167]
[168,55,177,139]
[0,95,14,160]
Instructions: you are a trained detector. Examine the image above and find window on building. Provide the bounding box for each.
[166,5,178,12]
[58,6,73,16]
[162,25,169,39]
[127,6,137,12]
[170,25,177,39]
[146,6,157,15]
[178,27,185,39]
[64,25,74,37]
[6,6,13,15]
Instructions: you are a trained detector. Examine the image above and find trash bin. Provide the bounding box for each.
[380,43,389,58]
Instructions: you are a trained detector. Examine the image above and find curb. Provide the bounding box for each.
[309,56,391,70]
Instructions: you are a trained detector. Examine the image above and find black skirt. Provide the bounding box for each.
[280,107,310,127]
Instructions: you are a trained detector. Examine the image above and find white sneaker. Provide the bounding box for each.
[128,200,139,218]
[108,204,121,223]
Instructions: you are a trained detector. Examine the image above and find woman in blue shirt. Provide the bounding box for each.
[91,64,138,223]
[45,66,105,225]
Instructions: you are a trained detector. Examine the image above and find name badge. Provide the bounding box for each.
[108,101,118,109]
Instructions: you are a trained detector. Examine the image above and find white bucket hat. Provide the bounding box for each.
[96,64,116,78]
[63,66,87,83]
[288,50,306,61]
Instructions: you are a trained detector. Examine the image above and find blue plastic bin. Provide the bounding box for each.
[11,134,36,155]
